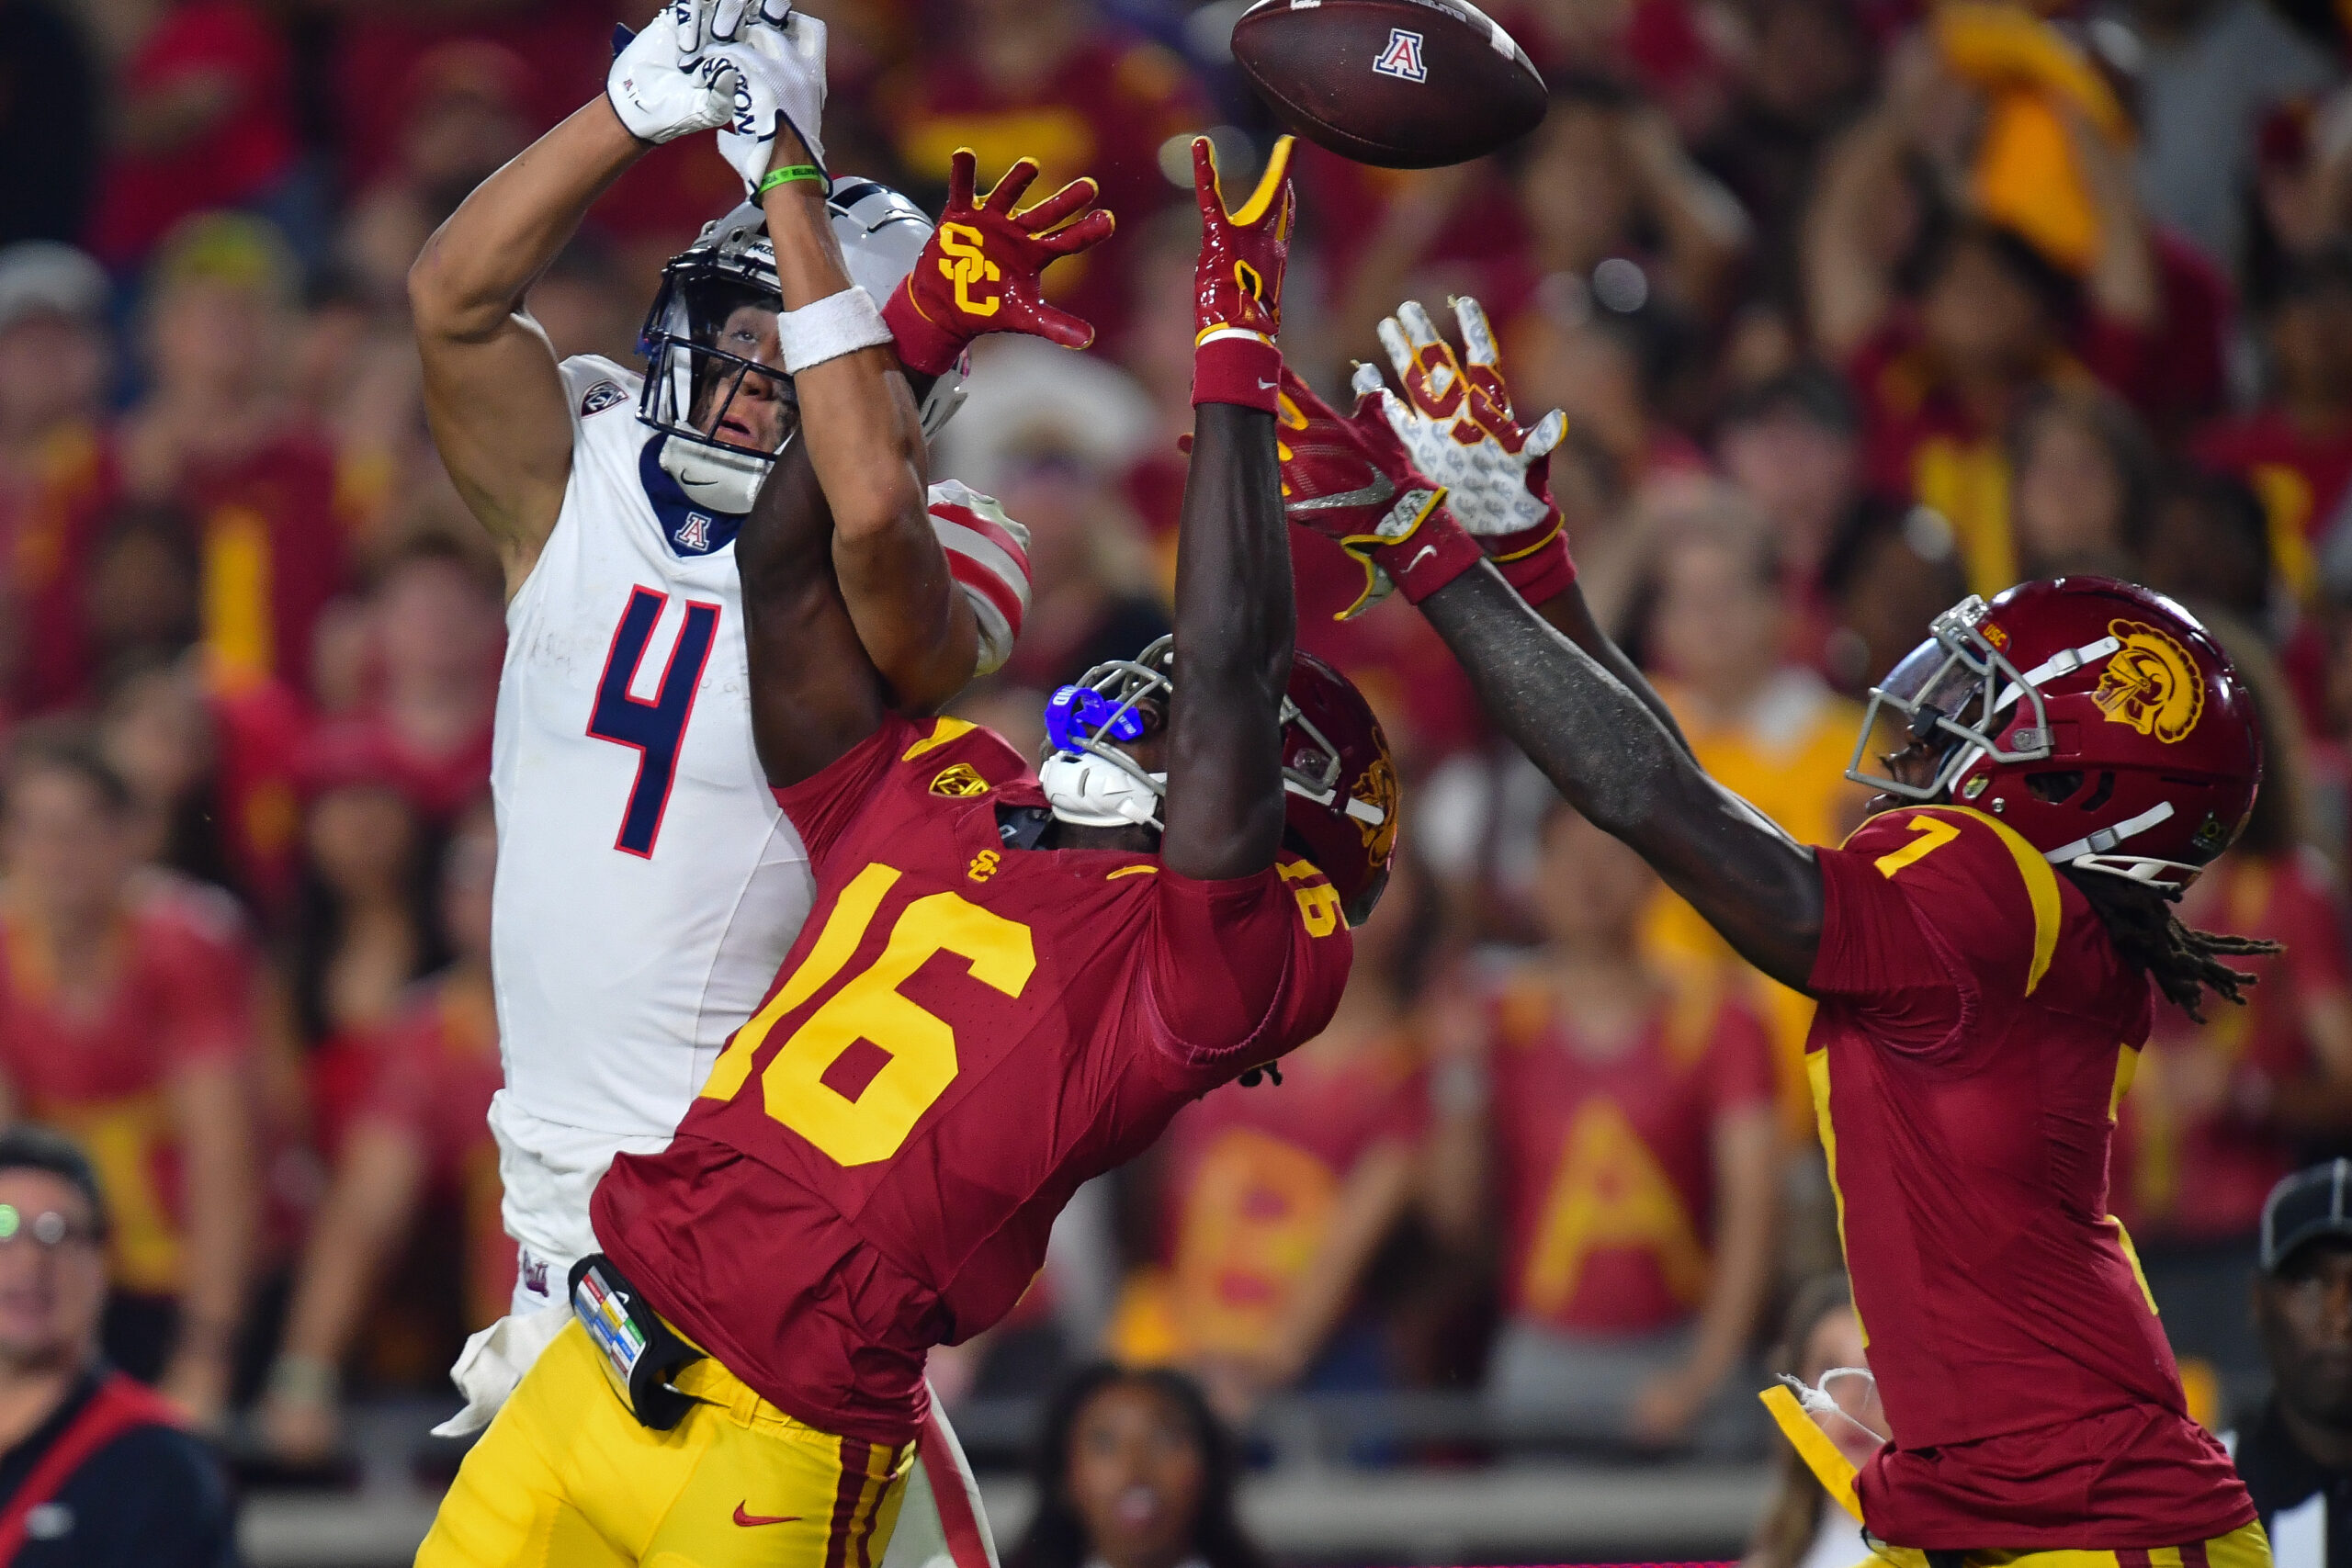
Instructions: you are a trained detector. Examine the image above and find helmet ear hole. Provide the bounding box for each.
[2078,771,2116,812]
[2025,770,2085,805]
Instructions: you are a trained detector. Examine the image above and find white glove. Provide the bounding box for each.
[1357,296,1566,542]
[713,7,830,191]
[607,1,744,146]
[429,1302,572,1438]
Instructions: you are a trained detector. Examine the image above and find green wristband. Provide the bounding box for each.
[757,164,823,197]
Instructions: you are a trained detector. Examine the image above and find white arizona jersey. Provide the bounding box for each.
[490,355,808,1269]
[490,356,1035,1272]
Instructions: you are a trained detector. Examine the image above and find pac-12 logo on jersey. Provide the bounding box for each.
[580,379,628,417]
[1374,28,1428,81]
[674,513,714,553]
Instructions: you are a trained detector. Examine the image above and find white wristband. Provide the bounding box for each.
[777,287,895,375]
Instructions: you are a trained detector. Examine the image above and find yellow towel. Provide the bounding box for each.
[1760,1382,1864,1524]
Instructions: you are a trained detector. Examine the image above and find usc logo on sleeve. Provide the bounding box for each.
[2093,619,2204,743]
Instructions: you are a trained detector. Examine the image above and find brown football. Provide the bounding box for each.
[1231,0,1547,169]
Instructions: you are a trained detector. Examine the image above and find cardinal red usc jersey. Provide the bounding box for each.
[1807,805,2254,1548]
[594,715,1353,1444]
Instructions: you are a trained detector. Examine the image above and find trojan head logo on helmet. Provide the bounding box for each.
[2092,620,2205,742]
[1038,638,1398,922]
[637,178,973,514]
[1847,577,2263,889]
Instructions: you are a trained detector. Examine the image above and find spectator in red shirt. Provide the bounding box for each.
[1806,39,2164,596]
[1134,855,1435,1411]
[287,724,445,1156]
[1713,366,1866,679]
[2006,385,2160,581]
[1693,0,1875,322]
[259,802,503,1465]
[355,537,500,823]
[84,0,300,270]
[120,214,350,701]
[336,42,535,311]
[0,243,119,716]
[1427,799,1779,1453]
[876,0,1211,349]
[2197,245,2352,604]
[0,728,257,1427]
[2110,646,2352,1410]
[98,645,311,929]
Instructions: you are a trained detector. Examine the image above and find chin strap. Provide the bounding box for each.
[1038,750,1165,829]
[657,432,773,514]
[2043,800,2177,873]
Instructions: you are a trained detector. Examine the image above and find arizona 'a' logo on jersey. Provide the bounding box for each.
[2093,618,2204,742]
[675,513,714,552]
[1373,28,1428,81]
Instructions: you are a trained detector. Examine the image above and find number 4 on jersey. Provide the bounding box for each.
[588,586,720,857]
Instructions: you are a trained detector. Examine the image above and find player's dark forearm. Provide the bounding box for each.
[763,174,929,542]
[1162,402,1292,882]
[741,445,891,787]
[410,102,646,341]
[1419,566,1824,987]
[1531,581,1690,755]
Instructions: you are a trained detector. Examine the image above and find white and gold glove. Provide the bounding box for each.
[1351,296,1577,604]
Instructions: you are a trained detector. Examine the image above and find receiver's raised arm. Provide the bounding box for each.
[411,6,744,593]
[1279,375,1824,989]
[1159,138,1301,883]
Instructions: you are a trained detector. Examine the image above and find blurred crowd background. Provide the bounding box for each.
[1,0,2350,1543]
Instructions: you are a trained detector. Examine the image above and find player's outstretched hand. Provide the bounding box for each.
[1193,134,1296,352]
[607,0,759,147]
[1356,296,1577,605]
[710,5,829,188]
[1274,366,1450,618]
[1367,297,1566,540]
[883,150,1117,376]
[1182,134,1295,412]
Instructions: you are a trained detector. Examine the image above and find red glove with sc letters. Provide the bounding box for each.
[884,149,1116,376]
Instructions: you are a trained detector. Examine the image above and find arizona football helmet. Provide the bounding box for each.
[1039,637,1398,922]
[1847,577,2262,888]
[637,177,971,513]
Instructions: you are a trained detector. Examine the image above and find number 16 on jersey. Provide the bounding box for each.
[588,586,721,858]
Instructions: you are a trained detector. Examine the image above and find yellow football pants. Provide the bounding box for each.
[417,1320,913,1568]
[1761,1387,2273,1568]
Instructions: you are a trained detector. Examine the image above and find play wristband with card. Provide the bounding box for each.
[570,1253,704,1431]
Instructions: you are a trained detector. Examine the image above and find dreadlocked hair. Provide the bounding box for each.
[2064,867,2281,1022]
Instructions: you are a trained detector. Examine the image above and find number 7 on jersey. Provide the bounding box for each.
[588,586,721,858]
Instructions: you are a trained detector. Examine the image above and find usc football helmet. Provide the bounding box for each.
[1040,637,1399,922]
[637,178,971,513]
[1847,577,2262,889]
